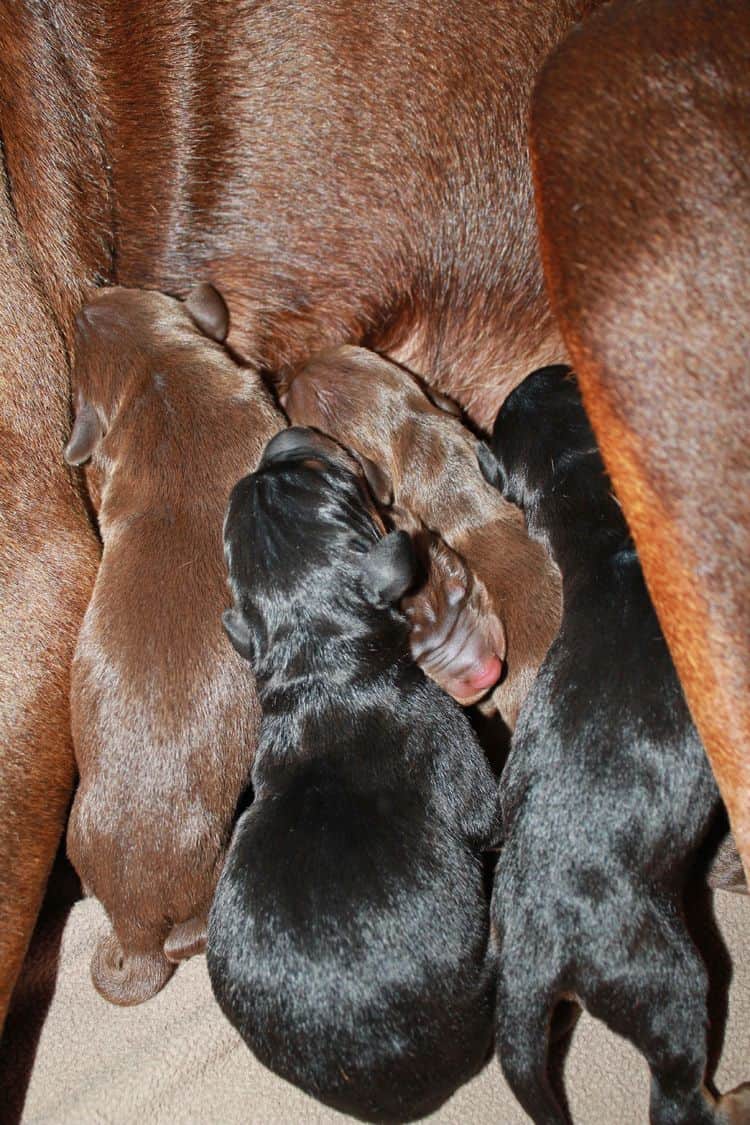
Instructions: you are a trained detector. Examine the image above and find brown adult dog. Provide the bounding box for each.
[285,347,562,730]
[529,0,750,886]
[65,284,282,1005]
[0,0,599,1030]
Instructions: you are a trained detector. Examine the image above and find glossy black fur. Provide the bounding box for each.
[479,368,720,1125]
[208,429,498,1123]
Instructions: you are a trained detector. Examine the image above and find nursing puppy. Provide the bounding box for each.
[65,284,283,1005]
[479,368,748,1124]
[209,427,498,1122]
[284,347,561,729]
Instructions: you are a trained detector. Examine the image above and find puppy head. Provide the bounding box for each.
[222,427,416,673]
[478,364,591,505]
[401,526,505,705]
[283,346,463,504]
[65,283,230,468]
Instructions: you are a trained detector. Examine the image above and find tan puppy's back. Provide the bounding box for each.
[66,285,284,1004]
[285,347,561,730]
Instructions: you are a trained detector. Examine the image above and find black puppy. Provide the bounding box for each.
[478,368,740,1125]
[208,427,498,1123]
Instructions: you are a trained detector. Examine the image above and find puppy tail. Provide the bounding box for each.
[164,916,207,963]
[91,929,174,1006]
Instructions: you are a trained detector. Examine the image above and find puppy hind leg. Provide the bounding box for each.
[716,1084,750,1125]
[91,928,174,1006]
[164,916,207,963]
[585,913,716,1125]
[496,975,568,1125]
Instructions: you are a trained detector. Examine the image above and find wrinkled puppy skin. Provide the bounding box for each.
[65,284,284,1005]
[285,346,561,731]
[393,508,505,707]
[209,426,499,1122]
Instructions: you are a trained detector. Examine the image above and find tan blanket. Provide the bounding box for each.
[18,893,748,1124]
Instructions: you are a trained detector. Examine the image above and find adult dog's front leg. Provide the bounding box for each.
[0,175,98,1034]
[529,0,750,883]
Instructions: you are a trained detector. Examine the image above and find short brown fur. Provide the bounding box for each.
[0,0,596,1023]
[286,346,562,729]
[0,163,98,1035]
[65,285,283,1004]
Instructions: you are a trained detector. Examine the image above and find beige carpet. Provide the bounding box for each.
[19,892,749,1124]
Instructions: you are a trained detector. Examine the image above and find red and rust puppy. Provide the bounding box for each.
[285,346,562,730]
[65,284,283,1005]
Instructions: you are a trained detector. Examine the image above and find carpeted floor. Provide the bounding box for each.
[18,891,749,1124]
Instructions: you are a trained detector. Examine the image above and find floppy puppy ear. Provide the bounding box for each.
[360,531,415,605]
[477,441,506,492]
[222,607,256,664]
[355,454,393,507]
[64,402,103,466]
[424,385,462,417]
[184,283,229,343]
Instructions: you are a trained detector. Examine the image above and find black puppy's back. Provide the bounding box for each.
[481,368,720,1125]
[211,706,495,1121]
[209,438,497,1122]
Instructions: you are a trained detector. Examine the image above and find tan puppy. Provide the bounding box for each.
[65,284,283,1005]
[285,347,562,729]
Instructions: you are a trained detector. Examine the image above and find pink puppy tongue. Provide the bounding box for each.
[453,653,503,703]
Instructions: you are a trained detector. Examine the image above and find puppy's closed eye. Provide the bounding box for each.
[222,607,257,665]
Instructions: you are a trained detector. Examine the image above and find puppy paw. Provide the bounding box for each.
[91,930,174,1006]
[164,917,207,963]
[717,1084,750,1125]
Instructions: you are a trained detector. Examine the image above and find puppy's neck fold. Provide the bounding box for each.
[254,618,412,706]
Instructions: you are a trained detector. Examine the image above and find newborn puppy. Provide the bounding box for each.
[209,427,498,1123]
[479,368,748,1124]
[284,346,561,729]
[65,284,283,1005]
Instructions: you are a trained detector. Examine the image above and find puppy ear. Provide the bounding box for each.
[64,402,103,466]
[222,607,256,664]
[184,283,229,343]
[477,441,506,492]
[355,454,393,507]
[424,386,462,417]
[360,531,415,605]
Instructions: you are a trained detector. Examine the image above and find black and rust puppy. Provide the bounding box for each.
[478,368,748,1125]
[208,427,498,1123]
